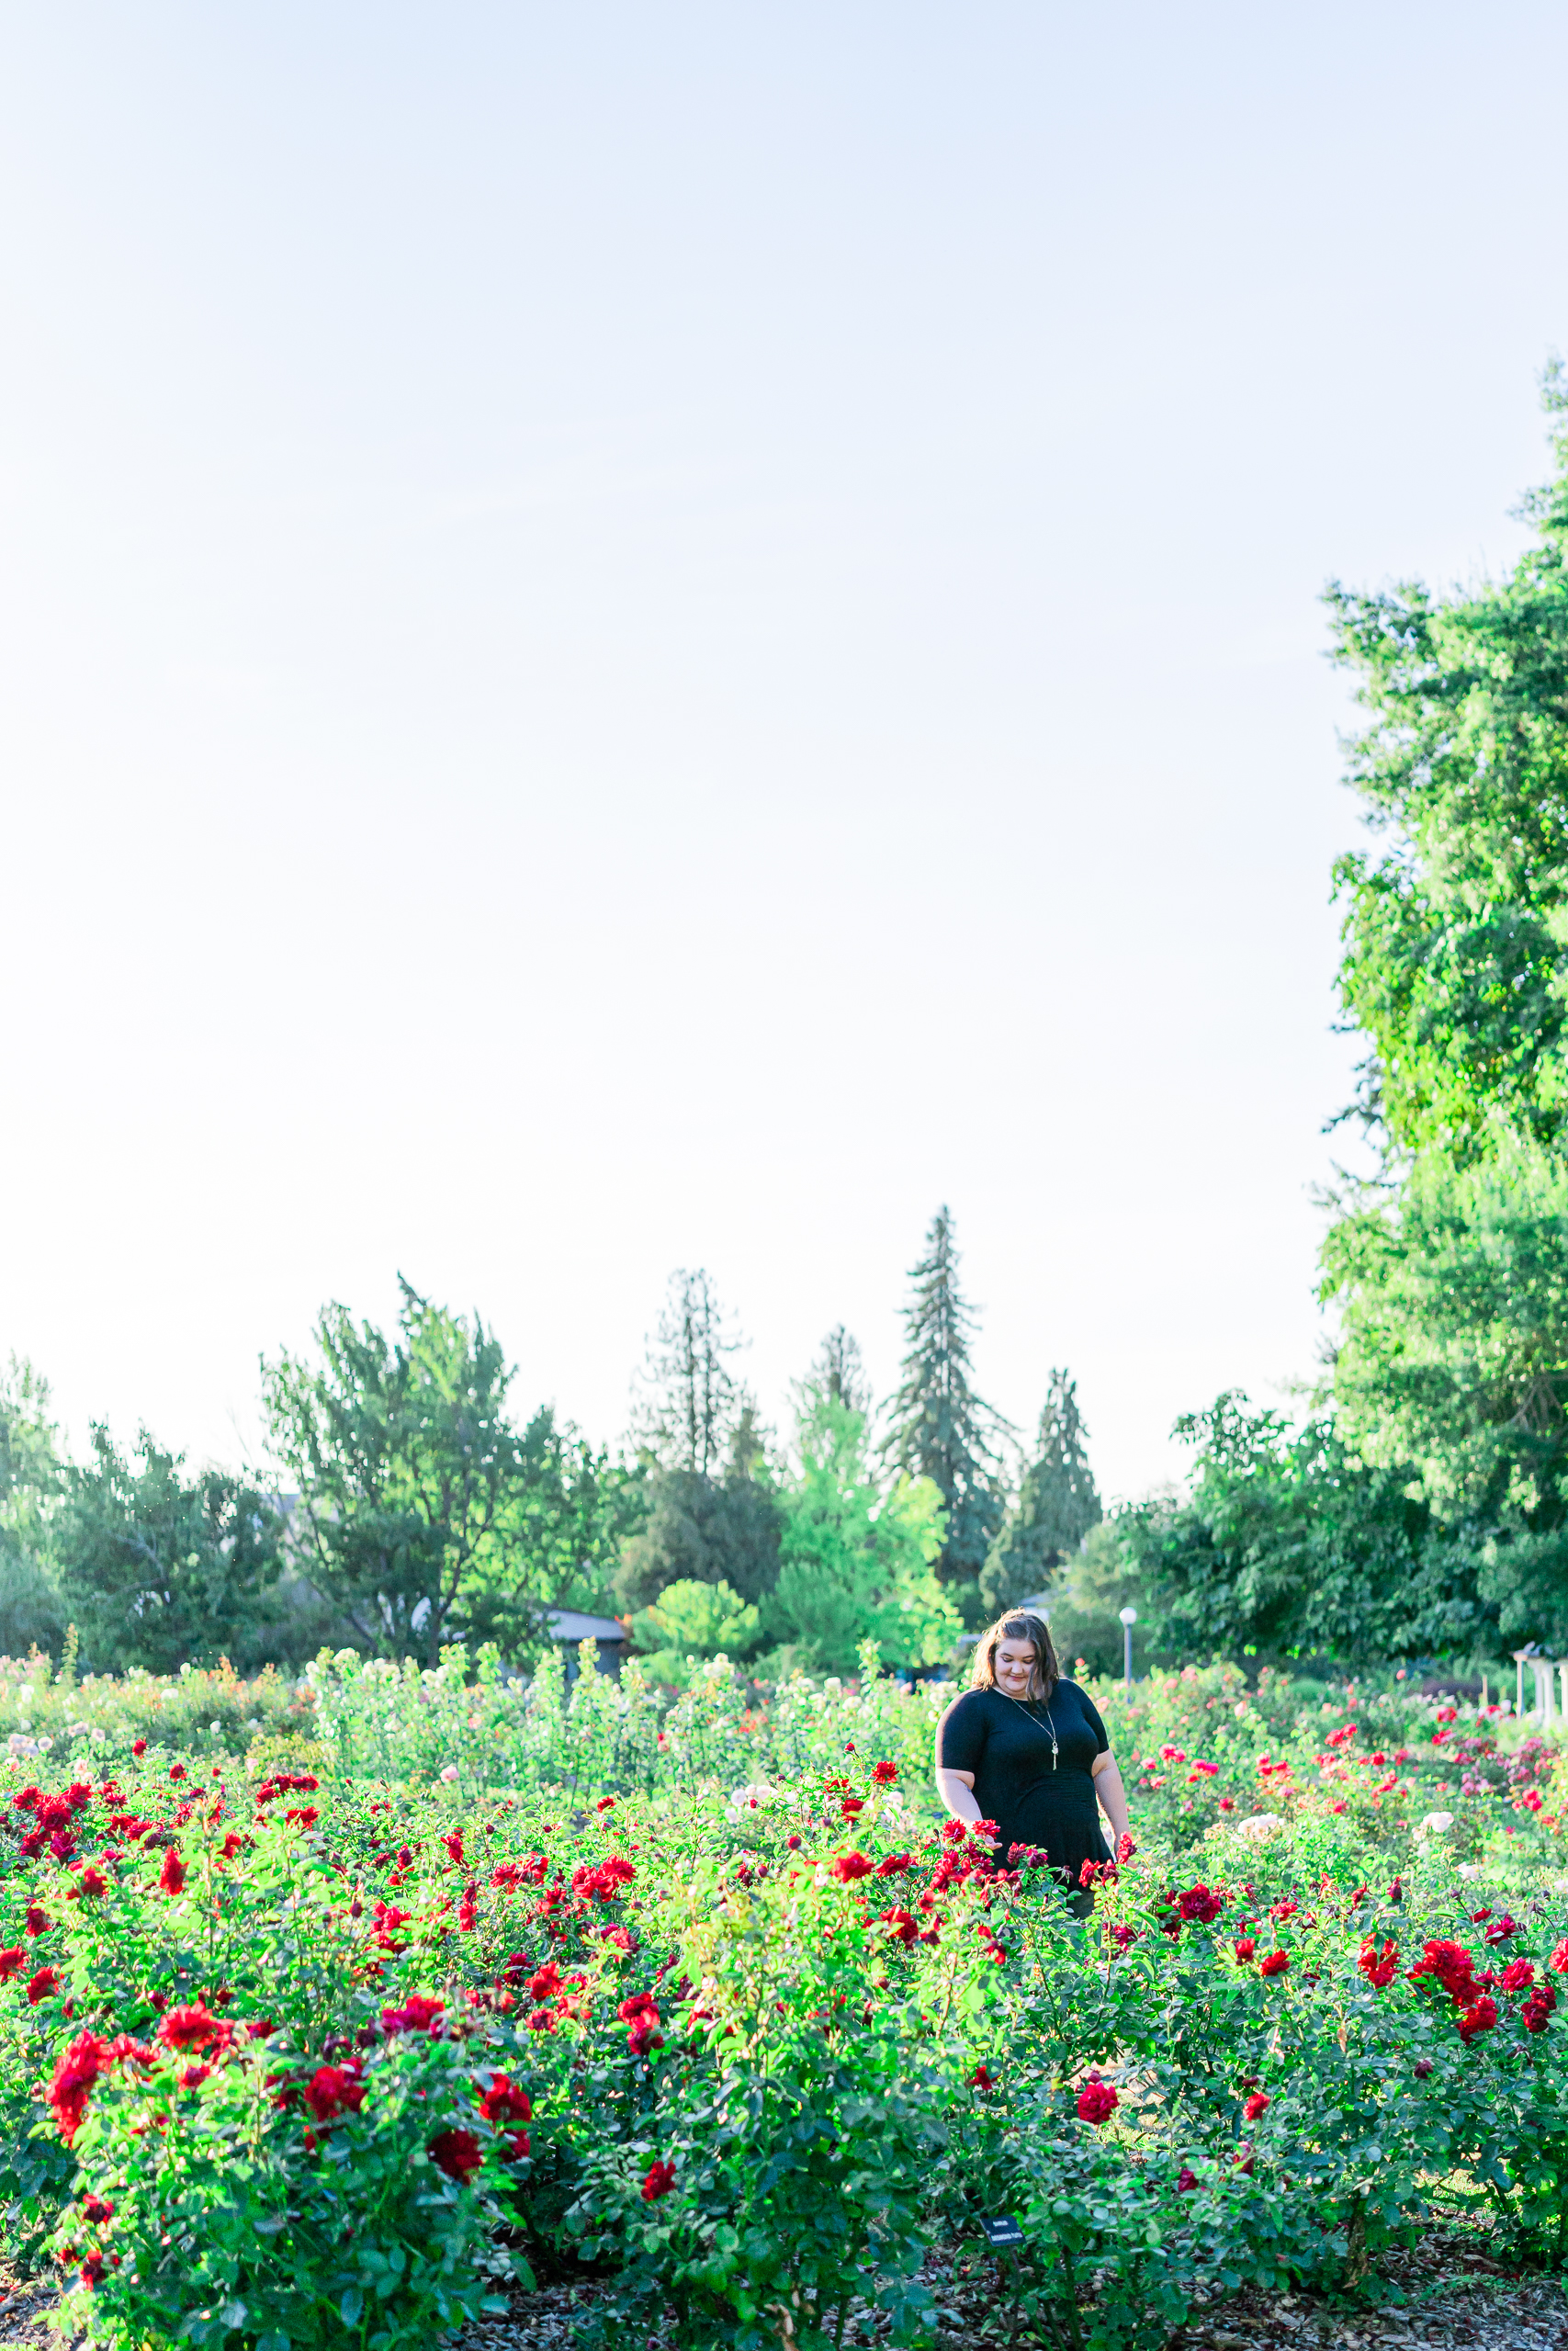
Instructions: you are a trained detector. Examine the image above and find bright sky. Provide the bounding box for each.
[3,4,1565,1507]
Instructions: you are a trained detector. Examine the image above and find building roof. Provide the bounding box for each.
[546,1610,627,1644]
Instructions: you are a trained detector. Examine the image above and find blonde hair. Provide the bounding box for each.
[972,1610,1060,1701]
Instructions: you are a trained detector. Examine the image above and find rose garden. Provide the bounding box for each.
[0,1640,1563,2350]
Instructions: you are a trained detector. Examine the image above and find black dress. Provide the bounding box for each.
[936,1681,1113,1907]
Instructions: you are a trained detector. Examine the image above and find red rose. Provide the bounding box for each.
[479,2074,532,2126]
[1233,1938,1257,1964]
[829,1852,873,1882]
[158,2003,220,2054]
[27,1967,61,2004]
[429,2127,482,2181]
[1177,2165,1199,2191]
[0,1949,25,1981]
[1258,1950,1289,1979]
[47,2031,108,2143]
[641,2157,677,2200]
[131,1740,147,1758]
[873,1761,897,1785]
[1243,2091,1269,2121]
[304,2063,365,2123]
[381,1995,445,2036]
[1077,2079,1118,2125]
[159,1849,186,1897]
[1456,1996,1498,2043]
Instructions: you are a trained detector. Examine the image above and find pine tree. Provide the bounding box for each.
[807,1326,871,1417]
[632,1269,750,1477]
[879,1207,1008,1614]
[981,1368,1101,1615]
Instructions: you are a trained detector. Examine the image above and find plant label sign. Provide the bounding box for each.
[981,2217,1024,2247]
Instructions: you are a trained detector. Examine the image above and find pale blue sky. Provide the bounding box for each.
[2,3,1564,1501]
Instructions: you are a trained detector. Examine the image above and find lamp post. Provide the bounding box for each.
[1119,1605,1137,1693]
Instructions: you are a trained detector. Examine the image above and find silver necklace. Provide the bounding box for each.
[1003,1688,1057,1768]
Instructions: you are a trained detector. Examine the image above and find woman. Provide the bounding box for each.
[933,1610,1130,1916]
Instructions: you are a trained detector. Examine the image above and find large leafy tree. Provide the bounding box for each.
[768,1386,957,1674]
[263,1280,526,1666]
[1117,1393,1489,1666]
[462,1407,647,1653]
[1322,1136,1568,1647]
[54,1426,285,1673]
[1325,366,1568,1164]
[981,1368,1101,1614]
[879,1206,1008,1618]
[1316,372,1568,1651]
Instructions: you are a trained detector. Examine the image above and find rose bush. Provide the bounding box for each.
[0,1647,1563,2345]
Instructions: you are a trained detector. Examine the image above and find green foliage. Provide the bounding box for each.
[1323,1136,1568,1647]
[1116,1393,1490,1668]
[630,1577,762,1681]
[0,1360,66,1660]
[3,1667,1566,2347]
[53,1427,285,1676]
[1035,1519,1141,1679]
[982,1367,1101,1616]
[262,1280,529,1667]
[614,1465,782,1615]
[766,1390,959,1675]
[880,1208,1007,1619]
[1325,363,1568,1163]
[463,1407,646,1654]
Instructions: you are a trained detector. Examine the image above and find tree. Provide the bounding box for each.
[879,1207,1008,1618]
[613,1465,782,1614]
[632,1270,750,1476]
[1325,365,1568,1166]
[1117,1393,1489,1667]
[54,1426,285,1673]
[1322,1136,1568,1647]
[460,1407,648,1655]
[807,1326,871,1416]
[981,1369,1101,1615]
[0,1360,66,1656]
[262,1280,525,1667]
[767,1386,958,1674]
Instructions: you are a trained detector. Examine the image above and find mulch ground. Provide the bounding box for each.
[3,2231,1565,2346]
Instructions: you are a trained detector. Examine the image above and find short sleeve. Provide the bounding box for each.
[1072,1684,1111,1755]
[936,1690,987,1775]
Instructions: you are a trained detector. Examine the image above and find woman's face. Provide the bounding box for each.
[994,1638,1036,1696]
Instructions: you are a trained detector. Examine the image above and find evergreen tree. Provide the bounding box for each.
[980,1368,1102,1614]
[632,1269,750,1476]
[879,1206,1008,1618]
[807,1326,871,1416]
